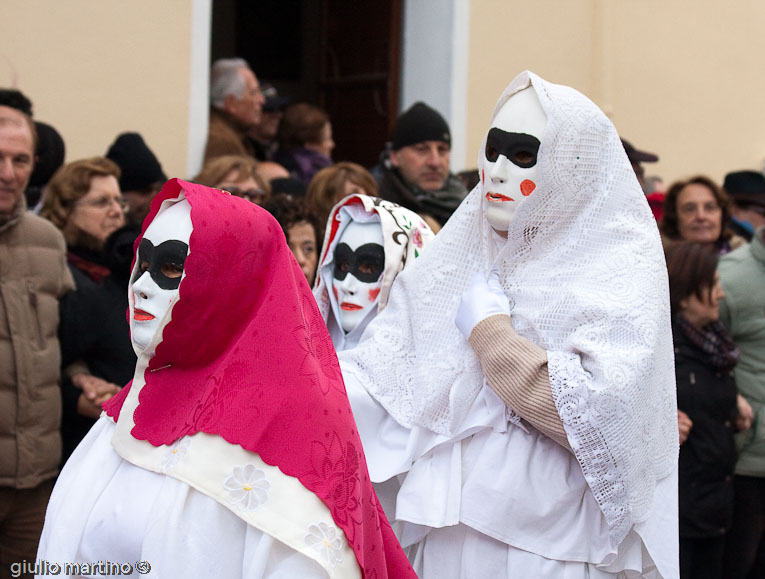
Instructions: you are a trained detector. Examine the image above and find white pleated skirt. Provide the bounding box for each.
[36,417,328,579]
[343,369,678,578]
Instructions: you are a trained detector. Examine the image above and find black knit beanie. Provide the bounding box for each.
[391,102,450,150]
[106,132,166,192]
[0,89,33,116]
[28,121,65,188]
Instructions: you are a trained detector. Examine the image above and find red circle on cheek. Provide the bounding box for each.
[481,169,485,185]
[368,287,381,301]
[332,286,338,299]
[520,180,536,196]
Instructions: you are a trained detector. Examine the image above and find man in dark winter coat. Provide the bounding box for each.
[373,102,467,229]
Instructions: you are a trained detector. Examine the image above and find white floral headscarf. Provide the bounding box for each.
[313,194,435,326]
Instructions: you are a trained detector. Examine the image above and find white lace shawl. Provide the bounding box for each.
[339,71,678,548]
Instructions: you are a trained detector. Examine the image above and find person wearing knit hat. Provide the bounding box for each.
[723,170,765,241]
[106,132,166,226]
[25,121,66,210]
[374,101,467,231]
[390,102,451,151]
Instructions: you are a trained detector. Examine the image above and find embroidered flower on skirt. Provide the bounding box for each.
[305,521,344,567]
[160,437,191,473]
[223,464,271,511]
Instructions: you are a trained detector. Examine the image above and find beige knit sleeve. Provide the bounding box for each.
[468,314,572,452]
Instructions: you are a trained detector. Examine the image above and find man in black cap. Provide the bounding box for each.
[621,138,659,191]
[723,170,765,241]
[247,83,289,161]
[105,132,166,227]
[375,102,467,229]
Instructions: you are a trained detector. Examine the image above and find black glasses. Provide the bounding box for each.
[226,187,267,204]
[77,196,129,212]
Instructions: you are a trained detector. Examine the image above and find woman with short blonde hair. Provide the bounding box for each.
[194,154,270,205]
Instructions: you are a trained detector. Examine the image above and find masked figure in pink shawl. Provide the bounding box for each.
[37,179,415,579]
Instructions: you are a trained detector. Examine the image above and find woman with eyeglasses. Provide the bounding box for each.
[193,154,270,205]
[40,157,137,463]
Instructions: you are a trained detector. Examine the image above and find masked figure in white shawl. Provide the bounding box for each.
[339,71,679,578]
[314,194,435,352]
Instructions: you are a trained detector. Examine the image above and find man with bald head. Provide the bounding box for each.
[0,89,73,574]
[204,58,266,163]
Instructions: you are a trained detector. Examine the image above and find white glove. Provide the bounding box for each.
[455,269,511,339]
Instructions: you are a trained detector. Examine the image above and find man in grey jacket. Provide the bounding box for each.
[0,90,73,575]
[719,226,765,577]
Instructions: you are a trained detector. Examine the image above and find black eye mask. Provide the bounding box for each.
[333,242,385,283]
[485,128,541,169]
[133,238,189,290]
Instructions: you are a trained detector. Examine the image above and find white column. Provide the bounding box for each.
[186,0,212,179]
[401,0,470,172]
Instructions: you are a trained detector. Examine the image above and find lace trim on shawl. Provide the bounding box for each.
[340,72,677,549]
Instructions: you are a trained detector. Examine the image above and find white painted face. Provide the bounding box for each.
[331,220,385,333]
[482,87,547,235]
[131,199,193,352]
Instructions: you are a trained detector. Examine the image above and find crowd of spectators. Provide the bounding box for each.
[1,55,765,579]
[629,138,765,578]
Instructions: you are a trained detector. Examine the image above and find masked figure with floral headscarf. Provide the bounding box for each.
[339,71,679,578]
[36,179,415,579]
[313,194,434,352]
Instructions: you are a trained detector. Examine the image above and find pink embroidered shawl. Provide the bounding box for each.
[104,179,414,578]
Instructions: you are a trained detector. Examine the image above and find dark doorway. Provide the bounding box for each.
[211,0,402,169]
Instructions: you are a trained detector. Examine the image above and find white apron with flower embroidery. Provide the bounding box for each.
[36,355,360,579]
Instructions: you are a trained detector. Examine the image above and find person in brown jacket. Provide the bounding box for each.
[203,58,266,163]
[0,90,74,578]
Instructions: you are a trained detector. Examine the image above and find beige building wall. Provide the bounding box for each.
[5,1,764,188]
[0,0,204,180]
[466,0,765,186]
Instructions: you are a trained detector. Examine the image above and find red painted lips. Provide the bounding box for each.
[134,309,155,321]
[486,192,514,202]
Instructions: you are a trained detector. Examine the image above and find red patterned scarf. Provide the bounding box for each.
[676,315,739,371]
